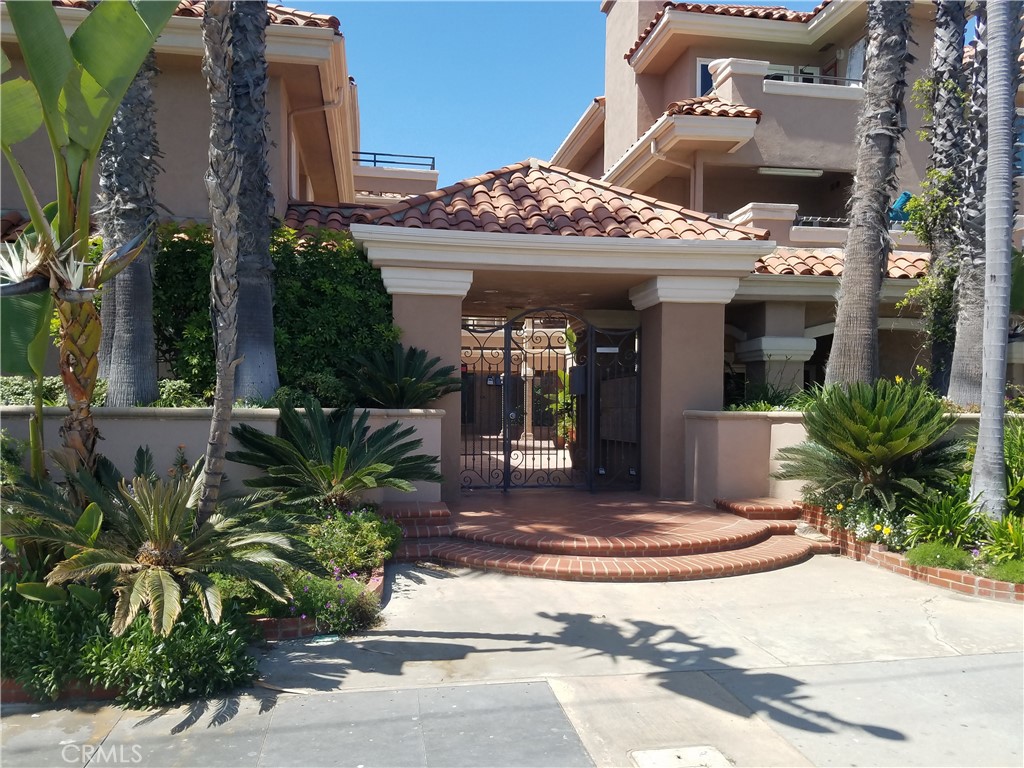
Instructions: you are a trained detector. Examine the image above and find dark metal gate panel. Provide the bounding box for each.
[460,308,639,491]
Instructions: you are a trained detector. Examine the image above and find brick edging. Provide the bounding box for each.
[249,567,387,641]
[1,678,118,705]
[800,504,1024,603]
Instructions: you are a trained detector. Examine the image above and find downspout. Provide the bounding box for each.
[286,89,344,200]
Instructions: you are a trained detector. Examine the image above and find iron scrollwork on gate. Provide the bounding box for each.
[460,308,640,491]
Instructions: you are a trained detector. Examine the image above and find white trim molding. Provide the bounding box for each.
[728,202,799,227]
[735,336,817,363]
[737,274,916,302]
[550,98,606,169]
[378,267,473,298]
[351,225,775,277]
[805,317,925,338]
[762,79,864,101]
[629,276,742,309]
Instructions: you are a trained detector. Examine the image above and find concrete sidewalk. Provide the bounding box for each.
[3,557,1022,767]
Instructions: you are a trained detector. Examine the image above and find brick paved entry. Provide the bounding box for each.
[384,492,834,582]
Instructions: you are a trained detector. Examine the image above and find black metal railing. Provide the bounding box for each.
[353,151,436,170]
[795,215,850,228]
[763,73,862,87]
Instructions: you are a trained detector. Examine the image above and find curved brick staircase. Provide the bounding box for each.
[383,494,836,583]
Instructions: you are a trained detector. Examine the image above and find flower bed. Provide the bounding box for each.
[247,567,386,642]
[802,505,1024,603]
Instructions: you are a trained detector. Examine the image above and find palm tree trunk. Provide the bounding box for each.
[199,0,242,521]
[826,0,913,385]
[57,299,101,473]
[947,8,989,407]
[97,51,161,407]
[922,0,968,394]
[232,0,279,402]
[970,0,1022,519]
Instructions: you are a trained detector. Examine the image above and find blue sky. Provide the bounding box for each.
[288,1,823,187]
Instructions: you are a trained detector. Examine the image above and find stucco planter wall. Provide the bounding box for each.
[0,407,443,502]
[683,410,1013,505]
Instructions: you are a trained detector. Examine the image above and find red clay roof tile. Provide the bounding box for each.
[666,95,762,120]
[333,159,767,241]
[756,246,929,280]
[627,1,832,62]
[50,0,341,33]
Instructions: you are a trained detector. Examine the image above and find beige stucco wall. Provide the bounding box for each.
[0,49,289,222]
[0,406,443,502]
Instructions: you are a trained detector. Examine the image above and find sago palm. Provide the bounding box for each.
[2,462,308,636]
[228,396,442,510]
[352,343,461,408]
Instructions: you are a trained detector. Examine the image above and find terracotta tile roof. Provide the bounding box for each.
[284,202,386,232]
[756,246,929,279]
[50,1,341,33]
[627,1,832,62]
[338,160,767,241]
[666,94,761,120]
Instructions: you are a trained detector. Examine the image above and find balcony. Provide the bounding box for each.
[352,151,439,206]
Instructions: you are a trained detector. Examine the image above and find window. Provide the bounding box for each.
[847,37,867,84]
[696,58,715,96]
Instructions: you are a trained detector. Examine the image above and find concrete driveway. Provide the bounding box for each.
[2,556,1022,767]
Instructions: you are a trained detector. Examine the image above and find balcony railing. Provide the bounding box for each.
[353,151,436,170]
[763,73,862,87]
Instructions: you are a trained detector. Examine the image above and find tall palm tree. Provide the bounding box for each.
[826,0,914,385]
[918,0,968,394]
[97,51,161,408]
[947,9,988,406]
[232,0,280,402]
[199,0,242,521]
[970,0,1023,519]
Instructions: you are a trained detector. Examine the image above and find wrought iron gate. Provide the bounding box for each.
[460,308,640,491]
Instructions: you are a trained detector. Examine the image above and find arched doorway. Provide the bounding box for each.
[460,308,640,491]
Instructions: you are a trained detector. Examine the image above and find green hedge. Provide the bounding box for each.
[153,224,398,403]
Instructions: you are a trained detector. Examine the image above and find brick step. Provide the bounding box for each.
[714,498,802,520]
[400,522,455,539]
[448,519,773,557]
[379,502,452,525]
[395,535,815,582]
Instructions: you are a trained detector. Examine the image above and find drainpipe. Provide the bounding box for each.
[287,89,344,200]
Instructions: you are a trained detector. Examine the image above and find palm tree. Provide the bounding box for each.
[970,0,1022,519]
[97,51,161,407]
[232,0,280,402]
[917,0,968,394]
[826,0,914,385]
[947,9,988,407]
[199,0,242,521]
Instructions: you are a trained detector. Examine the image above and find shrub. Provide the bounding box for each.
[276,569,381,635]
[904,493,985,550]
[1,428,25,486]
[149,378,207,407]
[905,541,974,570]
[80,603,258,708]
[227,396,442,510]
[152,225,398,402]
[350,343,461,408]
[988,560,1024,583]
[981,515,1024,564]
[0,376,107,406]
[0,577,110,701]
[308,506,402,575]
[774,379,966,512]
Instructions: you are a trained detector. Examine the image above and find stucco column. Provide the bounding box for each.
[381,267,472,502]
[630,276,739,499]
[736,337,816,392]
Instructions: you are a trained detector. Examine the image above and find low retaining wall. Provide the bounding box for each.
[801,505,1024,603]
[0,407,443,502]
[0,678,118,705]
[683,411,997,505]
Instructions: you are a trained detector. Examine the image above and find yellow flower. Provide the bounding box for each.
[883,526,892,535]
[895,375,904,384]
[836,503,844,511]
[873,524,882,531]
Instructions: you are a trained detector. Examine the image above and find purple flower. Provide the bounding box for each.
[325,602,332,610]
[301,614,307,620]
[971,548,980,557]
[303,586,310,593]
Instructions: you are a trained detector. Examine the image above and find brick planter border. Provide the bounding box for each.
[801,505,1024,603]
[248,567,386,642]
[1,678,118,705]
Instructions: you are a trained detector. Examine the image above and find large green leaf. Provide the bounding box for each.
[0,78,43,147]
[0,293,53,377]
[16,582,68,604]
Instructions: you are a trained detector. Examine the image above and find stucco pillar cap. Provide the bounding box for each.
[379,267,473,298]
[735,335,817,363]
[629,276,741,310]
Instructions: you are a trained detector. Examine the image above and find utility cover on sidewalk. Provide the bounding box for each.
[631,746,733,768]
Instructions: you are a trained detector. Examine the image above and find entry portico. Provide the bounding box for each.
[349,159,774,501]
